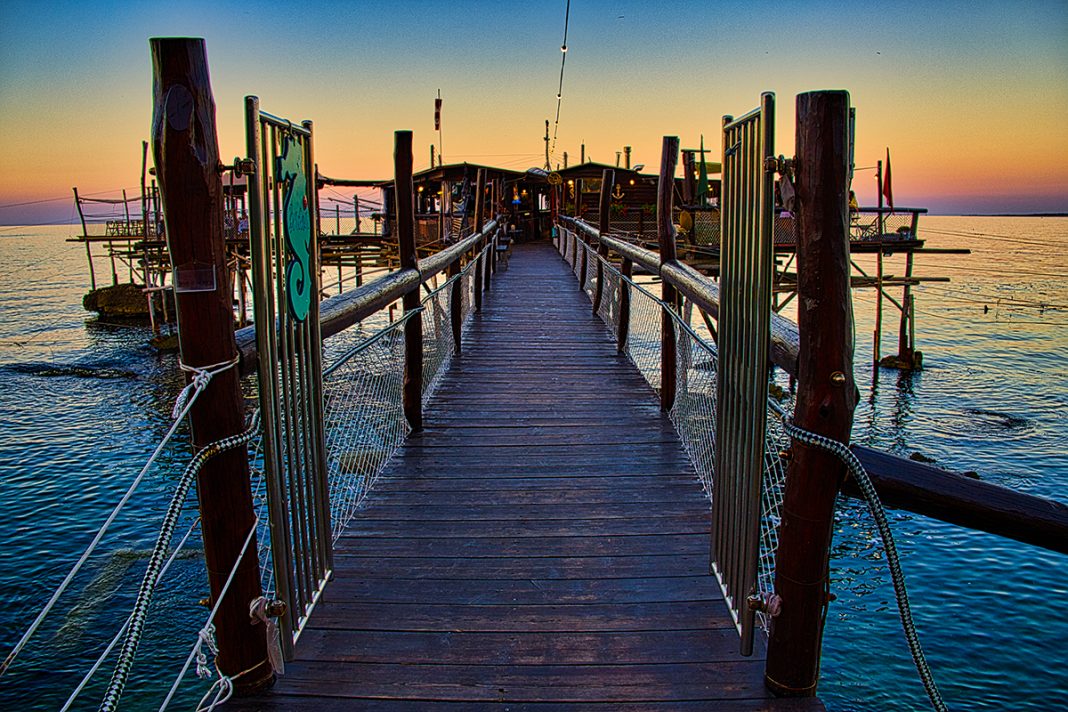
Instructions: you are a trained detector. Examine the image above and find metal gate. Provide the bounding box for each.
[712,92,776,655]
[245,96,332,659]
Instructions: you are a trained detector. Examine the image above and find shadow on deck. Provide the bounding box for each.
[228,242,823,710]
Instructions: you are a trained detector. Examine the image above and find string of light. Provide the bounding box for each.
[549,0,571,161]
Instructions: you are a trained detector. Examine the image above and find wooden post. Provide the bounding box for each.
[898,250,915,366]
[765,90,858,697]
[472,170,486,310]
[141,141,151,286]
[592,169,614,315]
[149,37,271,693]
[876,160,884,238]
[658,137,679,412]
[449,253,462,354]
[682,150,695,205]
[874,247,884,365]
[617,257,633,353]
[394,131,423,433]
[73,187,97,291]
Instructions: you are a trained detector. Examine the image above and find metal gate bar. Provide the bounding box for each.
[245,96,332,659]
[713,92,775,655]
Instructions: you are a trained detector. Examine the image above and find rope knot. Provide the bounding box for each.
[172,355,241,420]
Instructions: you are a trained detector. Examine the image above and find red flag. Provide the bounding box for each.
[882,148,894,212]
[434,96,442,131]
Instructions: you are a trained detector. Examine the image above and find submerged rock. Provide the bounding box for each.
[83,283,174,319]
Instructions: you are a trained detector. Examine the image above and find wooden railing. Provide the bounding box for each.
[558,219,1068,556]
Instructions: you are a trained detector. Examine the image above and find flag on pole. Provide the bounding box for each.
[696,134,709,205]
[882,148,894,212]
[434,94,442,131]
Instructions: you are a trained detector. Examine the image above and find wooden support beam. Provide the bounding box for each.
[765,90,857,697]
[617,256,633,353]
[592,169,614,315]
[72,187,97,291]
[473,170,486,310]
[149,37,271,694]
[394,130,423,433]
[658,137,679,412]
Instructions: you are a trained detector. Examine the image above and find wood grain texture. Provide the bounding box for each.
[228,242,822,710]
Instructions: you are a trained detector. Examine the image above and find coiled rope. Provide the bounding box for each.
[98,409,261,712]
[776,410,949,712]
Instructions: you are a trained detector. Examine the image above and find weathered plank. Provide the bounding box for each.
[234,242,819,709]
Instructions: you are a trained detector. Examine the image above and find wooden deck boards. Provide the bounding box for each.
[227,242,822,710]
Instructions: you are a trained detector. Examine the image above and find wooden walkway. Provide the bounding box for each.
[229,242,823,710]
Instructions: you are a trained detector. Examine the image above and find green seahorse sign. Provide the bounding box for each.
[276,134,312,322]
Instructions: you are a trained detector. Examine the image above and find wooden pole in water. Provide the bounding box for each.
[141,141,151,286]
[898,250,915,366]
[592,168,614,315]
[149,37,271,693]
[122,189,133,282]
[73,187,97,291]
[658,136,679,412]
[395,130,423,433]
[765,90,858,697]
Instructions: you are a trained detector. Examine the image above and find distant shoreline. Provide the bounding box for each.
[951,212,1068,218]
[4,213,1068,228]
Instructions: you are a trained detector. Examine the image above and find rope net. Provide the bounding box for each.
[558,225,788,636]
[250,243,488,603]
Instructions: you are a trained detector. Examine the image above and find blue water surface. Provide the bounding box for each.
[0,218,1065,710]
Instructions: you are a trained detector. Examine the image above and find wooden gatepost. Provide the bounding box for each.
[765,90,858,697]
[150,37,273,694]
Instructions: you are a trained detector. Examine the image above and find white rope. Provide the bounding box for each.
[60,518,202,712]
[99,410,260,712]
[157,521,260,712]
[0,354,240,678]
[172,355,241,419]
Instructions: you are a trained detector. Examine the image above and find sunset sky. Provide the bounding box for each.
[1,0,1066,224]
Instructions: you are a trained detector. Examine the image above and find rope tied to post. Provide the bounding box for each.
[249,596,285,675]
[772,404,949,712]
[172,354,241,419]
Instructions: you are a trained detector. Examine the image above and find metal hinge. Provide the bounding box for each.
[219,156,256,178]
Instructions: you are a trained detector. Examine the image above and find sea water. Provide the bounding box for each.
[0,218,1065,710]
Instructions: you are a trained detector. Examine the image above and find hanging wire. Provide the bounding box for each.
[549,0,571,160]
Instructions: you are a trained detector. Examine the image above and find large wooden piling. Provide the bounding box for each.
[149,37,271,693]
[765,90,857,697]
[394,131,423,433]
[658,137,679,412]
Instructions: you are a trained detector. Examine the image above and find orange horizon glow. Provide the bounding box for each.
[1,1,1066,223]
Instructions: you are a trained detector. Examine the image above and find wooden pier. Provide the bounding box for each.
[226,242,823,711]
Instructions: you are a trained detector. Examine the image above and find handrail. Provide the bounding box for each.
[560,215,800,376]
[236,217,498,374]
[557,214,1068,555]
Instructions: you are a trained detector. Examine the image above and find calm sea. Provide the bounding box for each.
[0,217,1065,710]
